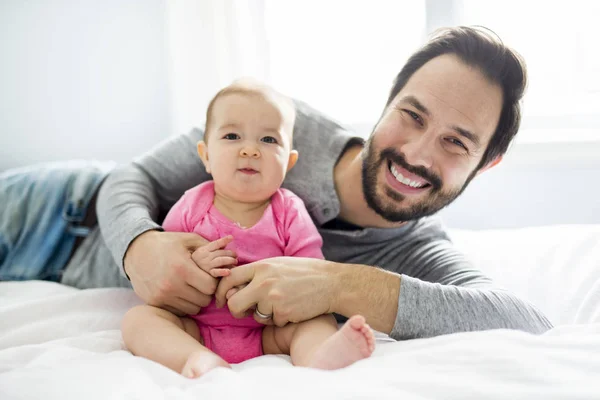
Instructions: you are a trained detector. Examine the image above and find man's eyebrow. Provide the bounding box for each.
[402,95,430,116]
[401,95,482,148]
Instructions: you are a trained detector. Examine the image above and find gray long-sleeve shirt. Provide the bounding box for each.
[63,100,553,339]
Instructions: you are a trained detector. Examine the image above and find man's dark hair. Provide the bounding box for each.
[387,26,527,169]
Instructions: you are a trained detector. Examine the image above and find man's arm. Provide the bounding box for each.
[331,264,400,334]
[333,241,553,339]
[97,128,207,272]
[217,239,552,338]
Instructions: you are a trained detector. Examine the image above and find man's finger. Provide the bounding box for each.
[182,232,210,249]
[174,296,202,315]
[253,300,274,325]
[163,296,200,316]
[226,281,262,318]
[214,264,255,307]
[272,313,289,328]
[178,283,213,308]
[185,260,219,295]
[163,305,184,316]
[225,284,247,300]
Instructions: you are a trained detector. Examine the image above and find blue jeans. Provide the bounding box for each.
[0,161,114,282]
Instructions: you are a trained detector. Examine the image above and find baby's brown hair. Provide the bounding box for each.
[204,78,296,142]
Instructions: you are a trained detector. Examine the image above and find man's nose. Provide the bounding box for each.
[240,146,260,159]
[400,133,434,169]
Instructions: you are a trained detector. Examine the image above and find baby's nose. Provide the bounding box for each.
[240,146,260,158]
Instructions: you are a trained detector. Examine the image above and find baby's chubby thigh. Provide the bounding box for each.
[262,324,293,356]
[121,304,204,346]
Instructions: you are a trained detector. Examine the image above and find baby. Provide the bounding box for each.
[121,79,375,378]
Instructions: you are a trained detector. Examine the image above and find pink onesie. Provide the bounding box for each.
[162,181,324,363]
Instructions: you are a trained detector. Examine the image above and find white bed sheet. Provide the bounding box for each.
[1,280,599,400]
[449,225,600,326]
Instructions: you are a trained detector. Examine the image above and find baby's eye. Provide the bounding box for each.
[223,133,240,140]
[261,136,278,144]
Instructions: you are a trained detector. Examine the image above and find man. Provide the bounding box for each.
[0,27,552,339]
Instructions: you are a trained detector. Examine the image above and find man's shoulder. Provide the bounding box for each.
[291,99,361,148]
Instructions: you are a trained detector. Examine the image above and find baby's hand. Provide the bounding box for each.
[191,235,238,278]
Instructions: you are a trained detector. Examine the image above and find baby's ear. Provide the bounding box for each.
[197,141,211,173]
[287,150,299,172]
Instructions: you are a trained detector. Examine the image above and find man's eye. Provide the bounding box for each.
[448,138,467,150]
[261,136,278,144]
[405,110,423,125]
[223,133,240,140]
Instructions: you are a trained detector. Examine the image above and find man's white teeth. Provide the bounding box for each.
[390,164,426,188]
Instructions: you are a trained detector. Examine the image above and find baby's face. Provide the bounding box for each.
[200,92,297,203]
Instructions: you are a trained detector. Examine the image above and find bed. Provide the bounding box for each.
[1,224,599,399]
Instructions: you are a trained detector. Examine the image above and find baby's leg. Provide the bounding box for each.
[121,305,230,378]
[262,314,375,370]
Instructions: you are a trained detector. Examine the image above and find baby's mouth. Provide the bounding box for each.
[238,168,258,175]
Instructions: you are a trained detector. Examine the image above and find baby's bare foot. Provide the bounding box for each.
[181,350,231,378]
[309,315,375,370]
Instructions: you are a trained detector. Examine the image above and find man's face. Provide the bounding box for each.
[362,54,503,222]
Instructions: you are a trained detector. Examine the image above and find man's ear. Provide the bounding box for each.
[476,155,503,176]
[287,150,299,172]
[197,141,211,174]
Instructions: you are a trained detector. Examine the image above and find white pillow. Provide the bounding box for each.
[448,225,600,326]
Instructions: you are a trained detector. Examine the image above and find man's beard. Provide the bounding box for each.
[361,138,476,222]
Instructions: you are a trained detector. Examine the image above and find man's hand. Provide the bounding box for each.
[124,231,236,316]
[214,257,339,327]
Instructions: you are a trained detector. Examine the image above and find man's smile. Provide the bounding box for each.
[385,160,431,195]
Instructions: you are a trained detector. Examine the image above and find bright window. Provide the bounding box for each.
[264,0,426,125]
[262,0,600,143]
[456,0,600,143]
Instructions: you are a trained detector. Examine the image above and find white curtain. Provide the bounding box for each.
[166,0,427,135]
[453,0,600,143]
[166,0,270,136]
